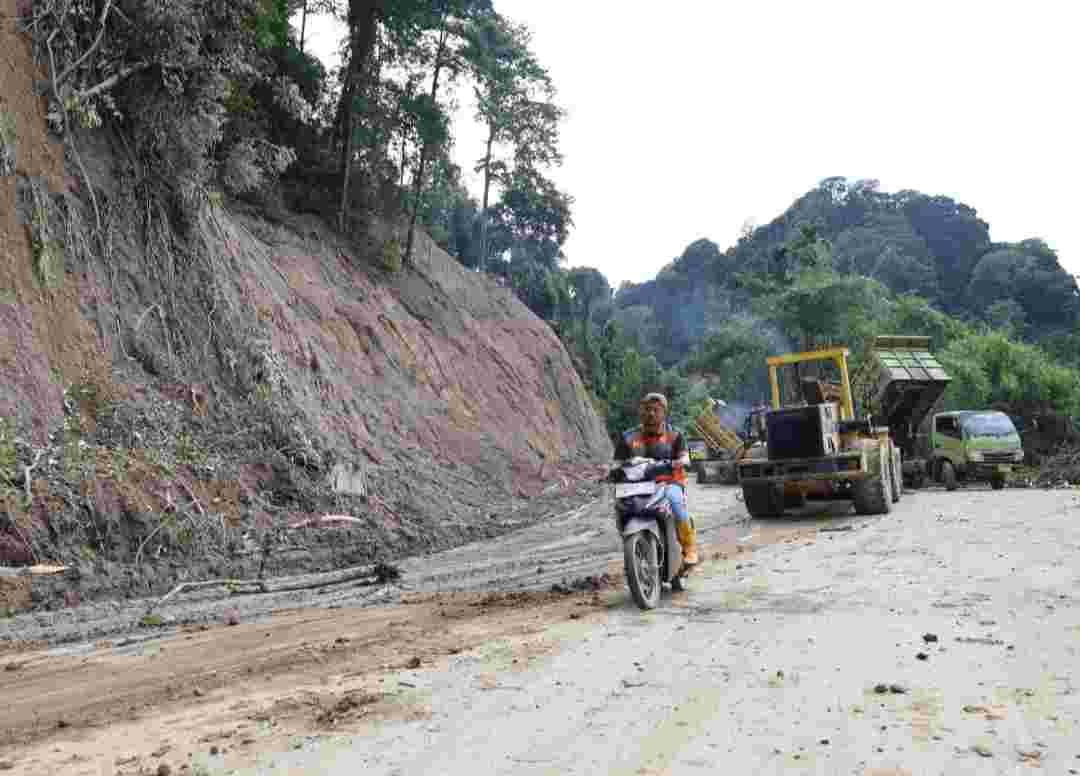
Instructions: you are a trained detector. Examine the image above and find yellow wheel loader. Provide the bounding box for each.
[735,345,907,518]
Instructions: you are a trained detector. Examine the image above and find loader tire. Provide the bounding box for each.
[941,460,958,491]
[853,471,892,516]
[742,482,783,518]
[890,449,903,503]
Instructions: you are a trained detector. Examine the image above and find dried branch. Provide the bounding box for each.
[134,512,171,567]
[67,134,103,249]
[145,562,391,614]
[74,62,150,101]
[53,0,114,88]
[177,479,206,517]
[23,450,44,501]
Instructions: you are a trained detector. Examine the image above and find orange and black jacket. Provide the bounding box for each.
[614,426,689,485]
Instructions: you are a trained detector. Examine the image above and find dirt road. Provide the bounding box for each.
[2,484,1079,775]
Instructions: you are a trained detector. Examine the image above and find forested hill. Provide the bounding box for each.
[612,178,1079,367]
[552,177,1080,444]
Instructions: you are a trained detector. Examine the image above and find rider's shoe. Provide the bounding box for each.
[677,518,699,566]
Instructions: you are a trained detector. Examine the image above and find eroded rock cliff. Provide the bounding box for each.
[0,2,610,605]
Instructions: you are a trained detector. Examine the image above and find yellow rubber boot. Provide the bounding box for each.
[677,518,699,566]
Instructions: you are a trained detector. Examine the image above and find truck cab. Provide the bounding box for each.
[932,410,1023,490]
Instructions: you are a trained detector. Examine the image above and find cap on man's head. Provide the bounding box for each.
[640,392,668,410]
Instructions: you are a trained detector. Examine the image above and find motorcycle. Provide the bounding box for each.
[607,457,690,609]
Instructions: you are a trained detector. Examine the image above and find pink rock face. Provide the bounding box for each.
[0,304,64,446]
[232,229,612,496]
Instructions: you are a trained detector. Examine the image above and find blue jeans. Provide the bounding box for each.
[663,483,690,524]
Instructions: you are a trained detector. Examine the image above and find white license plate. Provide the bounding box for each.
[614,482,657,498]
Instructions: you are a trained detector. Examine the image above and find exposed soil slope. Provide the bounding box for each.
[0,0,611,608]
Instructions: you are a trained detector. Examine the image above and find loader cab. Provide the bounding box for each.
[767,347,855,420]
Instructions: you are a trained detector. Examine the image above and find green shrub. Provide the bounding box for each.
[0,417,17,484]
[0,111,14,176]
[379,237,403,273]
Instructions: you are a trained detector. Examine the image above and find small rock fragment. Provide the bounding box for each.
[193,687,205,697]
[406,656,422,669]
[916,652,929,661]
[972,743,993,757]
[209,745,220,756]
[157,764,173,776]
[922,633,938,643]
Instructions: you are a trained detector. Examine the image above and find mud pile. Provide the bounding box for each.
[1033,445,1080,488]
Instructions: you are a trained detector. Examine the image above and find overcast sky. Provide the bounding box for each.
[302,1,1078,287]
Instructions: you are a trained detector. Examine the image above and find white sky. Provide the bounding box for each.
[301,1,1079,287]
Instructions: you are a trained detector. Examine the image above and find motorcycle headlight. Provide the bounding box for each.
[969,451,983,462]
[1013,450,1025,461]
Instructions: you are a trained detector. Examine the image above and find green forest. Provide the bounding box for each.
[22,1,1079,445]
[566,178,1080,442]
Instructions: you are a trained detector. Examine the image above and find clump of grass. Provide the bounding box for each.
[174,431,209,467]
[0,417,16,484]
[379,237,403,273]
[0,111,15,176]
[28,179,63,290]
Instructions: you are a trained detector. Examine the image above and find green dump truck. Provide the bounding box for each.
[867,337,1023,490]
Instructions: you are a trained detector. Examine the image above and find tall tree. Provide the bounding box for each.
[338,0,383,232]
[487,167,572,270]
[464,13,561,266]
[566,266,611,324]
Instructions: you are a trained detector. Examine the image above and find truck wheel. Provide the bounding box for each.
[623,532,660,610]
[990,474,1006,490]
[853,471,892,515]
[890,450,903,503]
[742,482,783,518]
[942,461,958,491]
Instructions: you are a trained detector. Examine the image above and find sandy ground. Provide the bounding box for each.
[2,483,1079,775]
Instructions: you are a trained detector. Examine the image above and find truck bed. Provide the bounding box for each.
[869,337,950,449]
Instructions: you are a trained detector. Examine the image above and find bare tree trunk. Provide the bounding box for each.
[338,0,380,234]
[404,8,450,264]
[299,0,308,55]
[477,123,495,270]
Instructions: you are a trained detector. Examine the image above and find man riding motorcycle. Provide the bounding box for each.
[612,392,699,567]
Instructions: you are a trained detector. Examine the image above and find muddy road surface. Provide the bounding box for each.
[2,484,1080,775]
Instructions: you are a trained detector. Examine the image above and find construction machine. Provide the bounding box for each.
[736,336,958,517]
[692,399,746,484]
[865,337,1020,490]
[733,346,886,517]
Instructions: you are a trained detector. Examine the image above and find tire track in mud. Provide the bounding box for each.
[0,485,794,772]
[395,486,752,596]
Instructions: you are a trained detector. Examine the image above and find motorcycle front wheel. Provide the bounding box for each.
[623,531,660,610]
